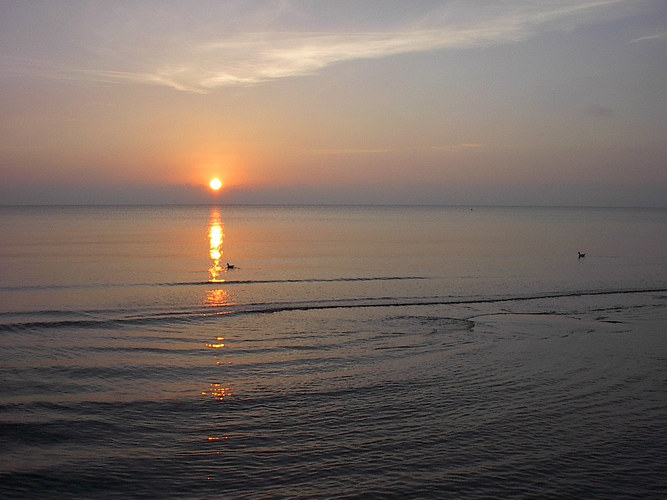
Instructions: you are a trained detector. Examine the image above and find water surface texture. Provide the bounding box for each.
[1,206,666,498]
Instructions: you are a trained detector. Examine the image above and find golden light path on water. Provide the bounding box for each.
[208,208,224,281]
[203,207,235,425]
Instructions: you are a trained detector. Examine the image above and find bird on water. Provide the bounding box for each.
[578,252,586,258]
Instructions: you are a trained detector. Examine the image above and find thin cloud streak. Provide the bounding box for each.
[2,0,641,93]
[307,143,484,155]
[584,104,615,119]
[630,31,667,43]
[125,0,637,92]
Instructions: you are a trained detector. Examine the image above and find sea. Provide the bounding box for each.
[1,205,666,499]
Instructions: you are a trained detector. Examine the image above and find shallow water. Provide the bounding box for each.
[1,205,666,498]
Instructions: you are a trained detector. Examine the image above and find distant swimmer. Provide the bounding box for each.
[226,262,235,269]
[578,252,586,258]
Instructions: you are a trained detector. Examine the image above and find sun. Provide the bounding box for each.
[209,178,223,191]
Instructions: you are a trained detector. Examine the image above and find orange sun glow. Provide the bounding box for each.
[209,178,222,191]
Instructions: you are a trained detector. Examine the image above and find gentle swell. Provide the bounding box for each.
[1,288,664,333]
[0,275,427,292]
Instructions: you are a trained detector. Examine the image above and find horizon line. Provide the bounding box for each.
[1,202,665,210]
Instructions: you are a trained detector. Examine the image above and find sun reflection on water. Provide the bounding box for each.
[206,340,226,348]
[202,208,236,451]
[201,383,232,401]
[205,289,232,308]
[208,208,224,282]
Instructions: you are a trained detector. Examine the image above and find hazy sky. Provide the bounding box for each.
[1,0,665,205]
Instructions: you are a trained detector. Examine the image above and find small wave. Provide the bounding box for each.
[214,288,667,317]
[0,275,427,292]
[201,276,428,286]
[1,288,663,333]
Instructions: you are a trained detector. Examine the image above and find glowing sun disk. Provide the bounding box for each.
[209,178,222,191]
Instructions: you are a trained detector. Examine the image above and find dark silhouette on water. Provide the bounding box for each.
[226,262,235,270]
[578,252,586,258]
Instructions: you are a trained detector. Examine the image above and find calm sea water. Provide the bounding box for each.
[1,205,666,498]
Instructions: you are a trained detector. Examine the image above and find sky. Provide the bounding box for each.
[1,0,666,206]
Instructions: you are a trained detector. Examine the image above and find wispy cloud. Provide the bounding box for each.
[308,148,393,155]
[584,104,615,119]
[429,143,485,152]
[307,143,484,155]
[630,31,667,43]
[2,0,643,93]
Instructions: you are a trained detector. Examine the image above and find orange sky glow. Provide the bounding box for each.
[0,1,665,206]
